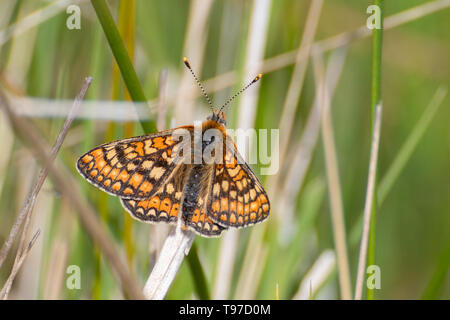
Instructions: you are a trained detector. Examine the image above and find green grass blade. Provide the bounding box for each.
[367,0,384,300]
[378,86,448,204]
[186,242,211,300]
[349,86,448,245]
[422,238,450,299]
[90,0,157,134]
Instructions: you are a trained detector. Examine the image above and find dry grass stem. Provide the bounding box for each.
[174,0,213,124]
[143,0,213,300]
[0,85,144,300]
[234,242,269,299]
[293,250,336,300]
[355,103,382,300]
[0,0,89,47]
[143,227,195,300]
[0,229,40,299]
[276,0,323,172]
[314,52,352,299]
[199,0,450,103]
[0,77,93,269]
[277,46,348,230]
[212,229,239,299]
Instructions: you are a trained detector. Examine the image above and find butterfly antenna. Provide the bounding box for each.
[183,57,214,112]
[219,73,262,113]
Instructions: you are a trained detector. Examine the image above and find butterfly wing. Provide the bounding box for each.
[122,163,226,237]
[182,204,226,237]
[207,139,270,228]
[77,128,189,200]
[120,164,188,224]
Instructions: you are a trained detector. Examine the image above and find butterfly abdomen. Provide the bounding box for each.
[182,164,213,218]
[179,164,226,237]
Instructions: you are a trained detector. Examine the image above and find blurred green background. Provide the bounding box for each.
[0,0,449,300]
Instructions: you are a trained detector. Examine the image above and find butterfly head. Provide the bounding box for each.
[207,110,226,126]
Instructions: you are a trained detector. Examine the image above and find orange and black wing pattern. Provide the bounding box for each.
[120,164,188,224]
[122,163,226,237]
[207,139,270,228]
[182,205,226,237]
[76,130,183,200]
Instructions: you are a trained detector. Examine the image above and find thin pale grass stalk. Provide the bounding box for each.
[378,86,448,205]
[0,89,144,300]
[0,109,14,199]
[43,198,73,299]
[233,0,323,295]
[0,230,40,299]
[325,85,448,293]
[11,181,52,299]
[0,0,88,47]
[43,241,68,299]
[0,1,16,30]
[277,46,348,235]
[2,1,446,120]
[235,0,271,131]
[13,78,91,273]
[347,86,448,246]
[2,0,446,100]
[422,237,450,299]
[4,1,40,89]
[144,0,214,300]
[157,69,168,131]
[355,103,382,300]
[0,77,93,269]
[212,229,238,299]
[174,0,214,124]
[274,0,323,183]
[143,226,195,300]
[214,0,242,104]
[314,51,352,300]
[367,0,384,300]
[216,0,271,300]
[314,0,450,53]
[293,249,336,300]
[234,242,269,299]
[200,0,450,98]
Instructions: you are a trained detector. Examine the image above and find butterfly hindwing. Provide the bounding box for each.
[182,205,226,237]
[121,163,226,237]
[77,129,187,200]
[207,140,270,228]
[120,164,189,223]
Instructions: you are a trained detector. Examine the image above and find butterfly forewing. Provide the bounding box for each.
[77,129,185,200]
